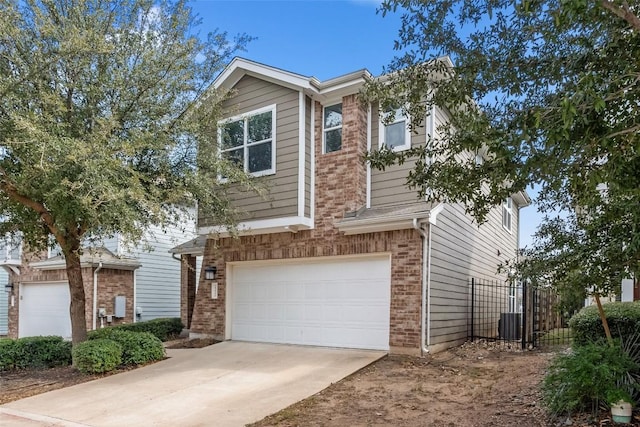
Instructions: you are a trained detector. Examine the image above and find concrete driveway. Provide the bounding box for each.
[0,341,385,427]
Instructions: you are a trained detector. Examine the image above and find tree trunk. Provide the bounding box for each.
[65,249,88,345]
[594,292,613,346]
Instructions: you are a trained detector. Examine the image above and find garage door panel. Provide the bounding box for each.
[231,256,391,350]
[19,282,71,339]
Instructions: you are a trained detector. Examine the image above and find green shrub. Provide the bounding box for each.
[88,329,164,365]
[0,336,72,370]
[88,318,183,342]
[72,339,122,374]
[569,302,640,345]
[0,339,17,370]
[542,340,639,415]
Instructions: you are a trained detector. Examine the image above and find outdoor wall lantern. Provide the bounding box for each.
[4,283,14,293]
[204,266,217,281]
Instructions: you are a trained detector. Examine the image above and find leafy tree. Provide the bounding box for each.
[364,0,640,325]
[0,0,253,344]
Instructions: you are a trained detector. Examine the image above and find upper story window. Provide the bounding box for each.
[323,103,342,153]
[379,107,411,151]
[219,105,276,176]
[502,197,512,233]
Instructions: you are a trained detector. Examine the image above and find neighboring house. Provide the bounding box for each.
[3,221,195,339]
[171,58,531,354]
[0,271,8,335]
[0,237,21,336]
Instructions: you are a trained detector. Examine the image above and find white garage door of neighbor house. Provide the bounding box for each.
[19,282,72,340]
[230,256,391,350]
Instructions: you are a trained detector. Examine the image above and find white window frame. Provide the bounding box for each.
[322,103,342,154]
[217,104,277,177]
[502,197,513,233]
[379,107,411,152]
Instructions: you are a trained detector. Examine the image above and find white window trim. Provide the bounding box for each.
[322,103,343,154]
[378,108,411,152]
[502,197,513,233]
[217,104,277,177]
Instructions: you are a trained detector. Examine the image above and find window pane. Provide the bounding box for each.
[248,141,272,173]
[325,128,342,153]
[324,104,342,128]
[381,106,402,123]
[248,111,272,143]
[384,121,406,149]
[223,148,244,168]
[221,120,244,150]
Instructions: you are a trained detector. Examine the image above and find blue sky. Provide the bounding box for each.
[190,0,541,248]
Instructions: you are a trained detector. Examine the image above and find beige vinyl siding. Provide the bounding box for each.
[428,201,519,350]
[199,75,301,226]
[433,105,448,141]
[370,104,429,207]
[304,96,312,217]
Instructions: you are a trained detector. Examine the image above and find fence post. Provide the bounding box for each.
[470,278,475,342]
[521,280,527,350]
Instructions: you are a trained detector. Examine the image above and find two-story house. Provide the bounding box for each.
[171,58,530,355]
[2,220,196,339]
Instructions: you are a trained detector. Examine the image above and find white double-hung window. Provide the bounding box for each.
[219,105,276,176]
[323,103,342,153]
[502,197,512,233]
[379,107,411,151]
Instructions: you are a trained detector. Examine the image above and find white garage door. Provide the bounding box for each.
[230,256,391,350]
[19,282,71,339]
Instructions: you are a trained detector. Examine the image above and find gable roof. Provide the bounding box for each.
[30,247,141,271]
[214,57,374,102]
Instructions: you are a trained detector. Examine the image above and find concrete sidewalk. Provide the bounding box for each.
[0,342,385,427]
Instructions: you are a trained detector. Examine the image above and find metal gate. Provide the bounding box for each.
[468,278,572,349]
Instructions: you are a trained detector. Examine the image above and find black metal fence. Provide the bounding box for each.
[468,278,573,349]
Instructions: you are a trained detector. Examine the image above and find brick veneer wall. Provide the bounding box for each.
[180,254,197,329]
[190,94,424,351]
[7,254,135,338]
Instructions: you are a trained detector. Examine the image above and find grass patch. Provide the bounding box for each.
[537,328,573,347]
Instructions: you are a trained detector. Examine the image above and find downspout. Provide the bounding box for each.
[413,218,431,355]
[92,262,103,330]
[133,269,138,323]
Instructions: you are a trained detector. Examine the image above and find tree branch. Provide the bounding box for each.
[600,0,640,33]
[0,171,66,248]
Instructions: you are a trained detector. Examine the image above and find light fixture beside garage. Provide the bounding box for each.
[204,266,217,281]
[4,282,13,293]
[204,266,218,300]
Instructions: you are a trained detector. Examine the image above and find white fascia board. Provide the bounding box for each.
[512,191,532,207]
[428,204,444,226]
[198,216,313,238]
[31,261,141,271]
[318,78,368,101]
[214,58,315,92]
[337,212,431,235]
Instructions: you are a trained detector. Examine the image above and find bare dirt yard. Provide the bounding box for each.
[251,341,555,427]
[1,340,638,426]
[251,342,640,427]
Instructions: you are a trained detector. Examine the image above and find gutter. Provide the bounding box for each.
[92,262,103,330]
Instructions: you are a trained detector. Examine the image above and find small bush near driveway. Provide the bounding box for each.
[73,339,123,374]
[89,317,183,342]
[0,336,72,371]
[89,329,164,366]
